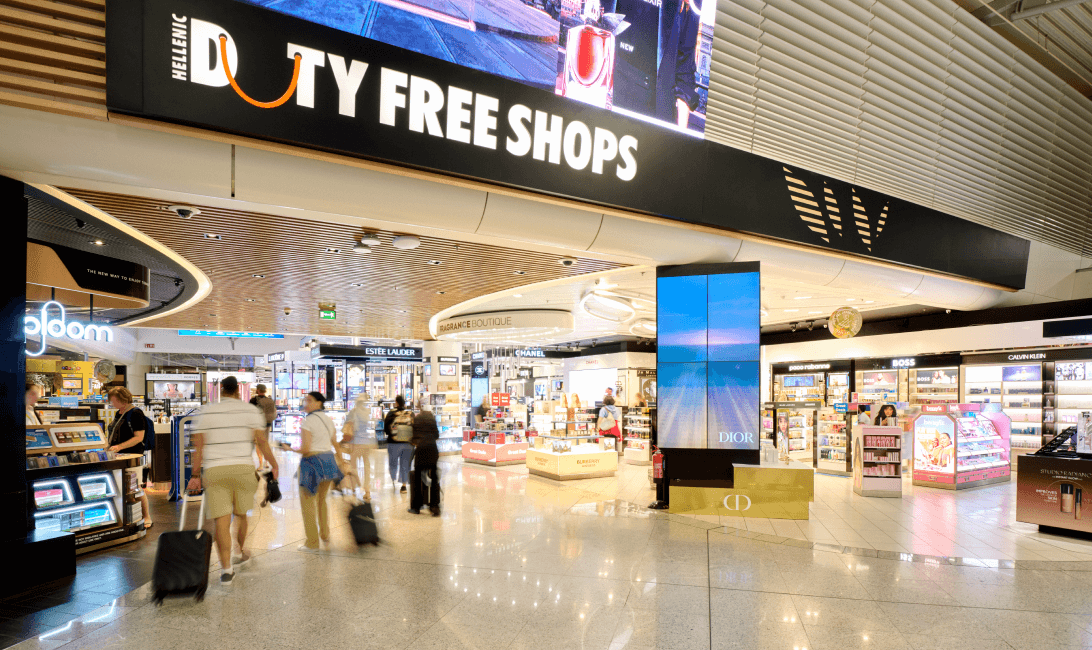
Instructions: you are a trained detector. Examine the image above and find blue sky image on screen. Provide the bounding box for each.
[708,272,760,362]
[656,362,706,449]
[657,275,707,363]
[707,361,760,450]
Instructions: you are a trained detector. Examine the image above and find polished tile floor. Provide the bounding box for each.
[11,450,1092,650]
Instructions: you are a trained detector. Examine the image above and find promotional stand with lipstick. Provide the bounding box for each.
[1017,418,1092,539]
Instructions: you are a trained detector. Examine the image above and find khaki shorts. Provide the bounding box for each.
[203,464,259,519]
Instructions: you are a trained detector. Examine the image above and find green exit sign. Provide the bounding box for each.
[319,310,336,320]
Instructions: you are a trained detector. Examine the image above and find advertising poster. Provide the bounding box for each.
[1057,362,1089,381]
[863,372,897,386]
[242,0,714,135]
[657,264,759,451]
[1017,455,1092,533]
[917,369,956,385]
[914,415,956,484]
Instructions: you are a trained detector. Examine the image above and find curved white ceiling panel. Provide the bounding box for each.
[234,147,488,233]
[476,193,603,250]
[734,240,846,286]
[589,214,743,263]
[827,260,924,298]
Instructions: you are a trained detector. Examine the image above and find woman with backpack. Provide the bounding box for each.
[106,387,154,529]
[597,395,622,453]
[383,395,413,493]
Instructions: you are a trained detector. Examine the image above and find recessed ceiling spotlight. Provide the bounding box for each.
[352,242,371,254]
[208,313,217,316]
[90,239,105,246]
[437,291,446,295]
[846,298,856,301]
[359,234,382,247]
[167,205,201,219]
[349,282,364,287]
[204,233,222,240]
[864,300,875,304]
[514,271,526,275]
[392,235,420,250]
[245,298,256,302]
[252,274,265,278]
[513,294,522,298]
[324,247,342,253]
[426,260,442,265]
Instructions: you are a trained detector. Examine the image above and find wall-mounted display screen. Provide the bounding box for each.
[657,266,759,450]
[1003,365,1042,382]
[276,373,311,390]
[862,372,897,386]
[439,364,457,376]
[783,375,816,388]
[152,381,196,399]
[916,368,957,385]
[242,0,716,136]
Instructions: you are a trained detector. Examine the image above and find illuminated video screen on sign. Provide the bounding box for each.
[657,264,760,450]
[237,0,715,135]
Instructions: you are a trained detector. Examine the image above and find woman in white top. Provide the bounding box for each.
[341,394,374,500]
[25,383,42,425]
[288,392,343,550]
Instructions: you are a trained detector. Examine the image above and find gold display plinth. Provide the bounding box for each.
[669,457,815,520]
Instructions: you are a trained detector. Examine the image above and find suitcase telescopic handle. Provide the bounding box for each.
[179,491,205,532]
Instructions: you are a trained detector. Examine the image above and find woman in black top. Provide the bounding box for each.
[106,387,153,528]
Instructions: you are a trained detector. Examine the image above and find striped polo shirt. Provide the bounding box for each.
[197,397,264,468]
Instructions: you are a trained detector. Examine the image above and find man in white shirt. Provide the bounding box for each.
[186,376,278,584]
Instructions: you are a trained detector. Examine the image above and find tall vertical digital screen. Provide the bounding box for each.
[657,266,760,450]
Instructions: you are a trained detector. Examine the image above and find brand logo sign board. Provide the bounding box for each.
[25,302,113,356]
[106,0,1029,289]
[266,352,286,363]
[146,373,202,381]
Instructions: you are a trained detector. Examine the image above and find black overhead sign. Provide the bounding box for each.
[311,344,423,362]
[106,0,1030,289]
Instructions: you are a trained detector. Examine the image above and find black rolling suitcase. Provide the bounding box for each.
[348,490,379,546]
[152,494,212,604]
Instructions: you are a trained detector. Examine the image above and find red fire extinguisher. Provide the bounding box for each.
[652,447,664,480]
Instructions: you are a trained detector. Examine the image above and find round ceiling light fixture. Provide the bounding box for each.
[359,234,382,247]
[392,235,420,250]
[352,242,371,253]
[579,287,654,323]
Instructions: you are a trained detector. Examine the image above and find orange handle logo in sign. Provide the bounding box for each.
[219,35,301,109]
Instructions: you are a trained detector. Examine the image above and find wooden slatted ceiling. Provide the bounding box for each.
[0,0,106,119]
[63,188,626,339]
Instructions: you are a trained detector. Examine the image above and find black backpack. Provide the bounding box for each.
[125,408,158,451]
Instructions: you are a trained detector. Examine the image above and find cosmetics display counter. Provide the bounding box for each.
[461,429,528,466]
[852,426,903,497]
[25,425,146,554]
[962,363,1042,452]
[911,404,1011,490]
[525,433,618,480]
[669,454,815,520]
[1017,427,1092,538]
[772,401,819,463]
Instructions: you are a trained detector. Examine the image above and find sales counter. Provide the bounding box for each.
[26,424,148,554]
[669,455,815,520]
[526,434,618,480]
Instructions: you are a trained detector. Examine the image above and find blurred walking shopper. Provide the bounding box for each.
[248,384,277,466]
[186,376,278,583]
[597,395,622,452]
[408,407,441,516]
[289,392,343,551]
[383,395,413,493]
[343,394,374,500]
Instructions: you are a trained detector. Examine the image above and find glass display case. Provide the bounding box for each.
[815,408,850,476]
[912,403,1011,490]
[908,367,959,407]
[963,364,1042,452]
[623,406,653,465]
